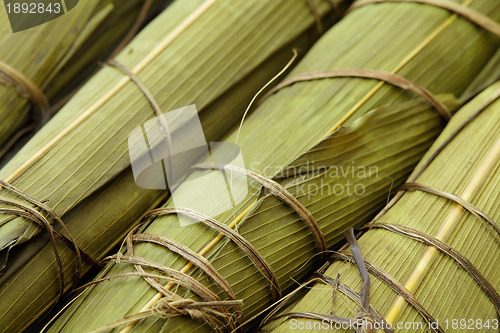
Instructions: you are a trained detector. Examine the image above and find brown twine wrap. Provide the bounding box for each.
[315,273,394,333]
[260,68,451,121]
[131,233,238,302]
[86,296,242,333]
[150,298,242,331]
[102,55,333,330]
[47,0,158,117]
[107,59,175,187]
[144,207,282,302]
[88,229,243,332]
[0,60,49,115]
[74,267,243,332]
[77,271,244,332]
[91,60,244,331]
[0,180,99,302]
[107,59,163,119]
[255,84,498,332]
[194,163,328,260]
[260,215,499,331]
[258,229,392,333]
[348,0,500,37]
[313,89,500,329]
[332,252,444,333]
[258,275,386,331]
[99,255,226,303]
[371,86,500,223]
[400,182,500,243]
[87,160,330,331]
[361,222,500,315]
[247,273,394,333]
[112,224,243,331]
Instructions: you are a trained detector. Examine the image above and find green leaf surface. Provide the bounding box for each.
[0,0,341,331]
[45,1,500,332]
[262,81,500,333]
[0,0,166,153]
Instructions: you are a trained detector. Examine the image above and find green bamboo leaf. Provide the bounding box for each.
[0,0,337,254]
[43,1,500,332]
[0,0,167,158]
[0,0,343,331]
[261,81,500,333]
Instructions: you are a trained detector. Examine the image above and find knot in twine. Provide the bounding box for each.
[152,297,242,331]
